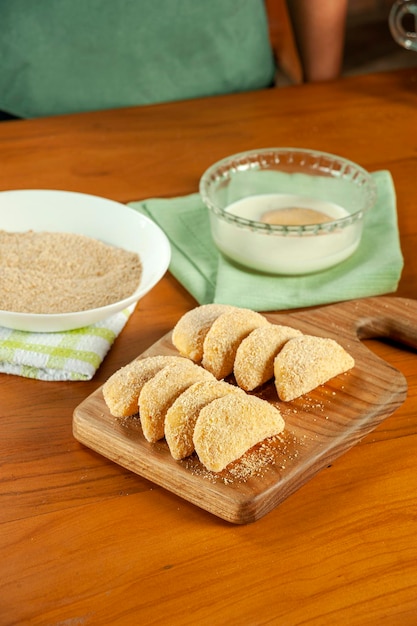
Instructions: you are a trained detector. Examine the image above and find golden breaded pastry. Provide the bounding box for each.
[193,394,285,472]
[165,379,243,460]
[102,355,187,417]
[172,303,236,362]
[139,360,214,443]
[274,335,355,401]
[234,324,303,391]
[201,308,269,379]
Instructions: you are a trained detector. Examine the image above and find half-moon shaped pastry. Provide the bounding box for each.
[139,359,214,442]
[165,379,243,460]
[234,324,303,391]
[201,308,269,379]
[172,303,236,362]
[102,355,187,417]
[193,394,285,472]
[274,335,355,401]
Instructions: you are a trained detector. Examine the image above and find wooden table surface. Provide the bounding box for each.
[1,67,417,625]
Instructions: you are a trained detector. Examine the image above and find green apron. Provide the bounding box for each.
[0,0,275,117]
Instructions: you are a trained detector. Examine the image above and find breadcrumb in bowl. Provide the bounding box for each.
[0,189,171,332]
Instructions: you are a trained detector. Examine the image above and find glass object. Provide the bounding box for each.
[199,148,377,275]
[389,0,417,51]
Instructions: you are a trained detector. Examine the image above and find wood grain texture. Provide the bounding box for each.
[1,69,417,625]
[73,297,414,524]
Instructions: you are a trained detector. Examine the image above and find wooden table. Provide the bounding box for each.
[1,67,417,625]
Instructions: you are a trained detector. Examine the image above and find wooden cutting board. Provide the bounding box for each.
[73,296,417,524]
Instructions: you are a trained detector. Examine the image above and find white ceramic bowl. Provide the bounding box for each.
[200,148,377,275]
[0,189,171,332]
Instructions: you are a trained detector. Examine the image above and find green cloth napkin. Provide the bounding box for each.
[0,306,134,381]
[129,170,403,311]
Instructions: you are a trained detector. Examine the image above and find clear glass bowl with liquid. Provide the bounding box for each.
[199,147,377,275]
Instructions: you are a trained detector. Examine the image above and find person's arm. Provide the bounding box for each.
[286,0,348,82]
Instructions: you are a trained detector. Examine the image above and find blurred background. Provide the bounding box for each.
[272,0,417,86]
[344,0,417,75]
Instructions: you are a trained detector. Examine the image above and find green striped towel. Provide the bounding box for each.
[0,306,134,381]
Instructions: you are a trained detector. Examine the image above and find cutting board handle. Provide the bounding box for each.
[354,297,417,350]
[291,296,417,352]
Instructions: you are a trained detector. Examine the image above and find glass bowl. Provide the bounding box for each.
[199,147,377,275]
